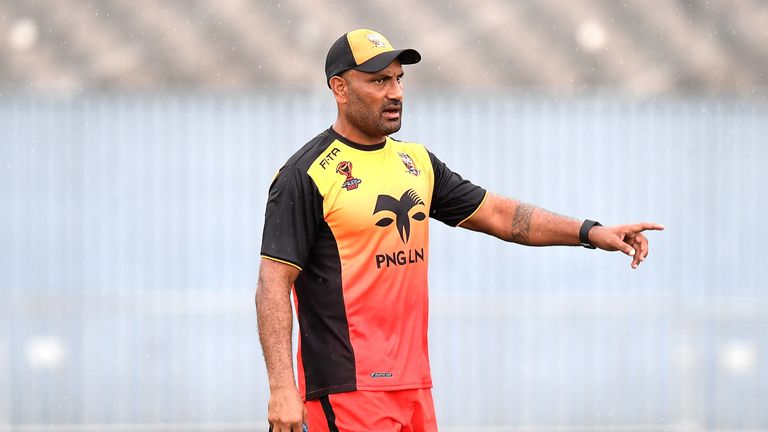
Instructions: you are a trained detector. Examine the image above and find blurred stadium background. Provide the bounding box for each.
[1,1,767,431]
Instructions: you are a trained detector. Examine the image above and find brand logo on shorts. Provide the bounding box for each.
[337,161,362,191]
[398,152,421,176]
[370,372,393,378]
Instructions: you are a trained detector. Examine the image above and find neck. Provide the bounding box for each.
[332,117,386,145]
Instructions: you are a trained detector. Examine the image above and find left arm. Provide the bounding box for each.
[460,193,664,268]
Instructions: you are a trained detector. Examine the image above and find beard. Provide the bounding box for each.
[345,90,402,139]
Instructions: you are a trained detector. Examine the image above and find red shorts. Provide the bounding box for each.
[305,388,437,432]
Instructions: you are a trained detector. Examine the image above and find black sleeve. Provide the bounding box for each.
[260,165,323,269]
[428,150,487,227]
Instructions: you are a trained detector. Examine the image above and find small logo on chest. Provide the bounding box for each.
[336,161,362,191]
[319,147,342,170]
[398,152,421,176]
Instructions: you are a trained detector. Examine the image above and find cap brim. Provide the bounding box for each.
[354,49,421,73]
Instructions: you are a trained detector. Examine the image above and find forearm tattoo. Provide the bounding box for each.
[510,203,535,244]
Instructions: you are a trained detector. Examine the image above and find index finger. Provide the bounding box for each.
[629,222,665,233]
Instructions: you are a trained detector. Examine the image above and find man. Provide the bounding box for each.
[256,29,663,432]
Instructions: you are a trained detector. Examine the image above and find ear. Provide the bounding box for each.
[329,76,348,104]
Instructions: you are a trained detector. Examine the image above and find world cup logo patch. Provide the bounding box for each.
[337,161,362,191]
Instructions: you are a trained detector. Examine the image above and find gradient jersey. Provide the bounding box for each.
[261,128,486,400]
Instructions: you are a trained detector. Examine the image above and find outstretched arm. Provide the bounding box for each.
[460,193,664,268]
[256,258,306,432]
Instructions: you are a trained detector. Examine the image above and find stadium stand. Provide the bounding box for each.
[0,0,766,93]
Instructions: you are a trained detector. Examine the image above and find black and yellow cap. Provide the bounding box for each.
[325,29,421,86]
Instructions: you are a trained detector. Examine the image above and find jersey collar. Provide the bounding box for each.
[327,127,387,151]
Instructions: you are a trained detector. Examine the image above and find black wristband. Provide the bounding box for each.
[579,220,602,249]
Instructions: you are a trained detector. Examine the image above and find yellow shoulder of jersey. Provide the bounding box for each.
[387,138,432,174]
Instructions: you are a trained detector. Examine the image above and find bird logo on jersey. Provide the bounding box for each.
[337,161,362,190]
[373,189,427,244]
[398,152,421,176]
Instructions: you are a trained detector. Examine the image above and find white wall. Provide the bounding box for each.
[1,93,766,430]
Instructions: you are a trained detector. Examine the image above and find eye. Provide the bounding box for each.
[374,78,384,84]
[412,212,426,221]
[376,217,394,227]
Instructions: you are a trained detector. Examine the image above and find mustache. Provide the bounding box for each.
[383,100,402,110]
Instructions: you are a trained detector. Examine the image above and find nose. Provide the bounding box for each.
[387,79,403,102]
